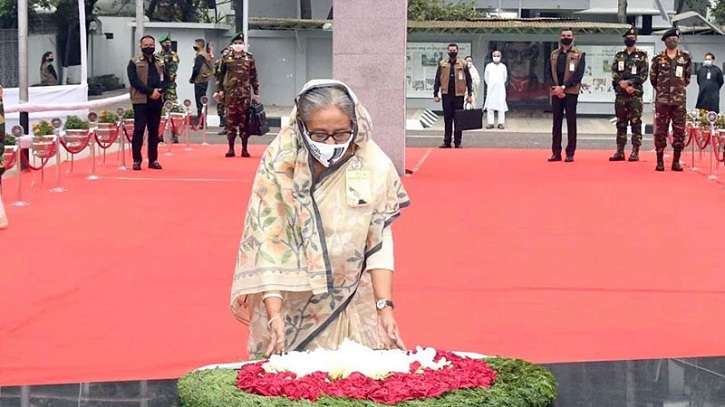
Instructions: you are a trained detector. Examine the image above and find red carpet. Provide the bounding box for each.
[1,145,725,386]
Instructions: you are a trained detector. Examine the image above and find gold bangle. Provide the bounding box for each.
[267,313,283,328]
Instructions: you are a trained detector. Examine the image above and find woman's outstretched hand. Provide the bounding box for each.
[377,308,405,350]
[265,315,286,356]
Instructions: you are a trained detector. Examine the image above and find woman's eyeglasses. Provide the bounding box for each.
[307,130,354,143]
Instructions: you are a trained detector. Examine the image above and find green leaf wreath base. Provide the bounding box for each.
[178,357,557,407]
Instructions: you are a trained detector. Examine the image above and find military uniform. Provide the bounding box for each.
[156,33,179,103]
[610,26,649,162]
[213,45,232,135]
[215,34,259,157]
[649,28,691,171]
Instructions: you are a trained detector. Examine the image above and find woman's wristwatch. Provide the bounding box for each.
[376,299,394,310]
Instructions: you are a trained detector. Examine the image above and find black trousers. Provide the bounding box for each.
[132,101,162,163]
[442,94,464,146]
[194,82,209,117]
[551,94,579,157]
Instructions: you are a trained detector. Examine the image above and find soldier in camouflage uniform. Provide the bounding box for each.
[156,33,179,103]
[609,26,649,162]
[650,28,691,171]
[214,33,260,158]
[156,33,180,142]
[213,45,232,136]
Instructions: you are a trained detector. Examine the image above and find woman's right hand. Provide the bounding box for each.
[265,315,286,356]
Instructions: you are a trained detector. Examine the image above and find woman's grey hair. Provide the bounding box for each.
[297,86,355,124]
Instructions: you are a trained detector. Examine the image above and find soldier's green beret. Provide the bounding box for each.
[159,32,171,43]
[661,28,680,41]
[231,32,244,42]
[623,25,637,37]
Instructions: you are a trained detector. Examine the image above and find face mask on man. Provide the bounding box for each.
[448,51,458,59]
[47,58,54,63]
[624,38,636,47]
[232,44,244,53]
[492,56,501,63]
[193,46,199,51]
[163,44,172,52]
[704,60,713,66]
[665,40,678,50]
[142,47,155,56]
[561,38,573,46]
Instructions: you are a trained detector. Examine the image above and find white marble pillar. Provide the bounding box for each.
[332,0,407,174]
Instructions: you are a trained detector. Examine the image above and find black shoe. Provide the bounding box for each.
[148,161,163,170]
[439,144,452,149]
[241,150,251,157]
[485,124,494,129]
[609,146,626,161]
[218,128,227,136]
[628,147,640,162]
[132,162,141,171]
[548,155,562,162]
[225,149,235,157]
[671,150,683,171]
[454,144,462,149]
[564,155,574,162]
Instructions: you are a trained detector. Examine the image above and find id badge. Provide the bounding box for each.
[618,61,624,71]
[675,66,683,78]
[458,70,464,81]
[346,170,371,207]
[707,71,712,80]
[569,62,575,72]
[630,66,637,75]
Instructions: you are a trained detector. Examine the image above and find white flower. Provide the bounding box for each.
[261,339,450,380]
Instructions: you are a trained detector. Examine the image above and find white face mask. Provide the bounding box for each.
[492,56,501,63]
[304,134,354,167]
[232,44,244,53]
[704,60,713,66]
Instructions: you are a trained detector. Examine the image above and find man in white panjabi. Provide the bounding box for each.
[483,50,509,129]
[464,56,481,108]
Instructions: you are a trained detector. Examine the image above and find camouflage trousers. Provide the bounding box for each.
[614,95,643,147]
[163,83,178,103]
[225,97,250,142]
[654,103,687,152]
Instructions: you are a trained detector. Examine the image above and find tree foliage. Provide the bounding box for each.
[0,0,54,29]
[407,0,485,21]
[711,0,725,24]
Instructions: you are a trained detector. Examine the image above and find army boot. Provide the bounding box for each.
[628,146,640,162]
[609,145,626,161]
[218,116,227,136]
[241,136,250,158]
[655,151,665,171]
[671,150,683,171]
[225,135,235,158]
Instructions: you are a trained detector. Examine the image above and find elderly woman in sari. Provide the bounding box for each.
[230,80,410,358]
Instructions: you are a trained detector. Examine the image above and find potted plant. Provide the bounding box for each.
[96,110,119,143]
[31,119,55,158]
[63,115,90,147]
[2,134,17,165]
[121,108,135,138]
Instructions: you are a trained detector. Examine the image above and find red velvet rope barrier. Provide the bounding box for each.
[122,125,133,143]
[20,144,56,171]
[3,150,17,170]
[94,127,120,150]
[684,124,694,147]
[693,128,711,150]
[713,133,725,163]
[170,115,188,135]
[59,132,92,154]
[191,113,206,131]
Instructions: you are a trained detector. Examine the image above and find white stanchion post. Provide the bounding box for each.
[706,111,718,180]
[201,96,209,145]
[183,98,192,151]
[164,101,174,157]
[49,117,66,193]
[116,107,127,171]
[87,112,100,180]
[9,126,29,207]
